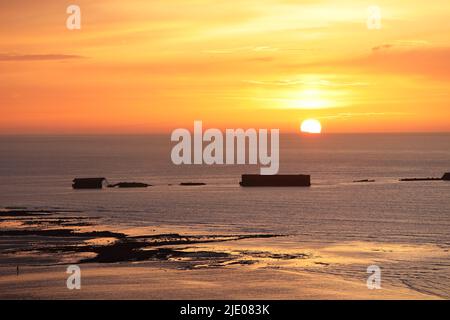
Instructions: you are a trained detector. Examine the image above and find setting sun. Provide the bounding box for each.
[301,119,322,134]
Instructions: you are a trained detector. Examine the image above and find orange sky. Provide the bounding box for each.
[1,0,449,134]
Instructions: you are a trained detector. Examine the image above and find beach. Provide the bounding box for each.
[0,207,447,299]
[0,263,436,300]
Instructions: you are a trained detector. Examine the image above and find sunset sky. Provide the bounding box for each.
[1,0,449,133]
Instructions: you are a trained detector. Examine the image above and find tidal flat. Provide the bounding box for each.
[0,208,447,299]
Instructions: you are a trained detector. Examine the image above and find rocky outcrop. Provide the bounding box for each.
[179,182,206,186]
[353,179,375,183]
[400,173,450,182]
[400,177,441,182]
[73,178,151,189]
[108,182,151,188]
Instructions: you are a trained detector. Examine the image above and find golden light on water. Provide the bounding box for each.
[301,119,322,134]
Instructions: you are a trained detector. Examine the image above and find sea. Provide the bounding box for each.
[1,133,449,297]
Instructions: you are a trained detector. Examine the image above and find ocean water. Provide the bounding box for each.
[1,133,449,243]
[1,133,450,298]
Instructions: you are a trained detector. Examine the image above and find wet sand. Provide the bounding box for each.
[0,263,434,299]
[0,208,447,299]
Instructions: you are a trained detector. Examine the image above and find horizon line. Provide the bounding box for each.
[1,131,450,136]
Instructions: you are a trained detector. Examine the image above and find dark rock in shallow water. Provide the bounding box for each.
[179,182,206,186]
[73,178,151,189]
[0,209,52,217]
[0,228,126,239]
[108,182,151,188]
[400,172,450,182]
[400,177,442,182]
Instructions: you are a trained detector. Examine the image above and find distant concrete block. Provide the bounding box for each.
[240,174,311,187]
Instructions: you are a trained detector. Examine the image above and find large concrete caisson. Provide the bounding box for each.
[240,174,311,187]
[72,178,108,189]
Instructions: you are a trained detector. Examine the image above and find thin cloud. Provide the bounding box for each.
[243,79,369,87]
[203,46,279,54]
[372,40,431,52]
[286,47,450,80]
[0,54,85,61]
[318,112,412,120]
[372,44,393,52]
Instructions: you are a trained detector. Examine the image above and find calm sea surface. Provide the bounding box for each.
[0,133,449,244]
[1,133,450,297]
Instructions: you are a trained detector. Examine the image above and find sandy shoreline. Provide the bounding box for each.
[0,208,448,299]
[0,263,437,300]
